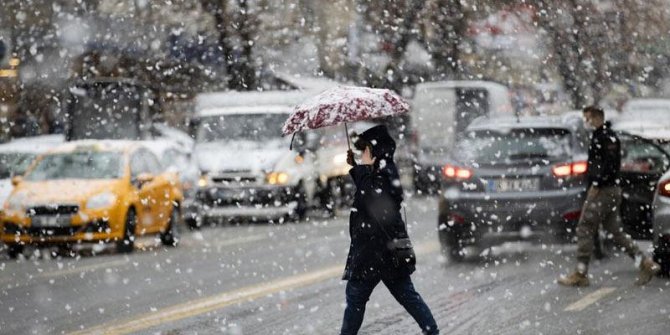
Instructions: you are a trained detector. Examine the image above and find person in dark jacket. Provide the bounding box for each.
[340,125,438,335]
[558,106,660,287]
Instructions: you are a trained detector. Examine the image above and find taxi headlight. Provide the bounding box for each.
[5,194,26,212]
[266,172,289,185]
[86,192,117,210]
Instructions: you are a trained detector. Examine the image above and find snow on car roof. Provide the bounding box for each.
[197,105,292,117]
[275,73,339,92]
[140,139,184,157]
[467,115,579,131]
[195,74,338,113]
[613,120,670,140]
[0,134,65,154]
[622,98,670,111]
[47,140,142,154]
[195,89,319,113]
[415,80,508,92]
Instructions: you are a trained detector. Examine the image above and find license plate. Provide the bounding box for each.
[217,190,247,201]
[32,215,71,228]
[489,178,540,192]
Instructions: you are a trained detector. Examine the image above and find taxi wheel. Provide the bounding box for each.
[117,209,137,254]
[7,244,24,259]
[160,206,181,247]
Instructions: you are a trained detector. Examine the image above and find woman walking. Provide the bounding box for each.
[340,125,438,335]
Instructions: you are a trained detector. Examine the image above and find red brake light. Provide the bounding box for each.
[552,161,587,178]
[571,161,588,174]
[660,180,670,197]
[442,164,472,180]
[562,210,582,221]
[552,164,572,177]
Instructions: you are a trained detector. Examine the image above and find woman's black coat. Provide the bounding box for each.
[342,125,415,281]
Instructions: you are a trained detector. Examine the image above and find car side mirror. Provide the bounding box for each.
[134,173,154,188]
[11,176,23,186]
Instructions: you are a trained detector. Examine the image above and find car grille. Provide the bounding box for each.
[211,176,257,184]
[26,205,79,216]
[198,187,294,207]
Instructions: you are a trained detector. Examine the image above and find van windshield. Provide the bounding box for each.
[455,128,572,164]
[196,113,288,143]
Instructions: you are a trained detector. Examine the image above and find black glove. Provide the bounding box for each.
[346,149,357,167]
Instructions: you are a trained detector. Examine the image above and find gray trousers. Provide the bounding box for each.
[576,186,641,272]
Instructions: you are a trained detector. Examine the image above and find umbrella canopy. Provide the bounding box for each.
[281,86,410,137]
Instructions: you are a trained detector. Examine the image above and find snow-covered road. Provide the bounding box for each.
[1,197,668,335]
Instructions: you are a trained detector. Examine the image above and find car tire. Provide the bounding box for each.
[439,230,465,263]
[293,183,308,221]
[318,180,336,217]
[185,217,201,230]
[161,206,181,247]
[653,246,670,277]
[116,209,137,254]
[447,244,465,263]
[7,244,24,259]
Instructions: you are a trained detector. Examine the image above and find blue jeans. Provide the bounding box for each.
[340,275,439,335]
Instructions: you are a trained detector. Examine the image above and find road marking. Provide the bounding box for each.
[0,259,129,285]
[40,259,130,279]
[564,287,617,312]
[69,265,344,335]
[208,234,267,248]
[0,234,270,285]
[68,239,439,335]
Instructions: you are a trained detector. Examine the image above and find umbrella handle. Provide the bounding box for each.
[344,122,351,150]
[290,132,296,151]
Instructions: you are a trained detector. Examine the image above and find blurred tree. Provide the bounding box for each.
[422,0,468,79]
[200,0,258,90]
[532,0,670,108]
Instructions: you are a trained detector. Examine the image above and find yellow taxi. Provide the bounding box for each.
[1,141,184,258]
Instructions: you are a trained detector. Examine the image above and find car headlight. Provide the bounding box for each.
[266,172,289,185]
[333,153,347,165]
[4,191,27,212]
[86,192,117,210]
[198,174,208,188]
[5,197,24,212]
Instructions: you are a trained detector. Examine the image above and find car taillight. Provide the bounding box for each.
[562,210,582,221]
[442,164,472,180]
[659,180,670,197]
[552,161,587,178]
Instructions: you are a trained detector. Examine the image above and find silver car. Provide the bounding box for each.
[652,169,670,276]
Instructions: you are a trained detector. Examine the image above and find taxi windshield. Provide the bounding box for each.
[25,151,123,181]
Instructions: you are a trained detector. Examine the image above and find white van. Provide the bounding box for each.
[411,80,514,192]
[191,75,338,223]
[614,98,670,153]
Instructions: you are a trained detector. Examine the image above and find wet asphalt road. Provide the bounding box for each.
[0,196,668,335]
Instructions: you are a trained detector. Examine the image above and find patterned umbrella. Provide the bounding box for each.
[282,86,410,149]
